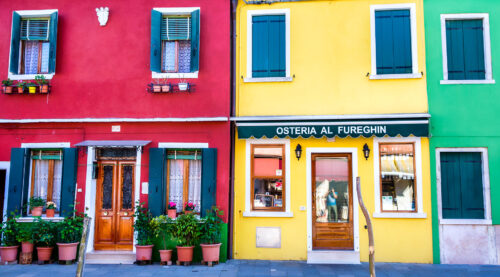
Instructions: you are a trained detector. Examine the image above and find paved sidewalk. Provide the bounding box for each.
[1,260,500,277]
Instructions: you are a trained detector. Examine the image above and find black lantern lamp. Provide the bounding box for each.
[363,143,370,160]
[295,144,302,161]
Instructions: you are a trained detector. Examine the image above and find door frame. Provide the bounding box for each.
[0,162,10,221]
[84,146,142,253]
[306,148,359,253]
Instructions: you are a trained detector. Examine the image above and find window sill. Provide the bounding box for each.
[242,211,293,218]
[243,77,293,83]
[152,72,198,79]
[439,219,492,225]
[440,79,495,85]
[8,73,54,81]
[373,212,427,219]
[369,73,422,80]
[16,216,64,222]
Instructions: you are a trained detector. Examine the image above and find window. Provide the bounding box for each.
[9,10,58,79]
[29,149,63,213]
[166,150,202,213]
[251,144,285,211]
[370,4,420,79]
[246,9,291,82]
[441,14,493,84]
[151,8,200,78]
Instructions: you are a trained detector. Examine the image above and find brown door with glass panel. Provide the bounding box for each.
[94,161,135,250]
[312,154,353,250]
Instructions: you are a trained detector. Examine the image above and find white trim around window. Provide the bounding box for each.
[369,4,420,80]
[436,148,492,225]
[158,142,209,149]
[440,13,494,85]
[243,138,292,217]
[21,142,71,148]
[373,137,426,218]
[245,9,291,82]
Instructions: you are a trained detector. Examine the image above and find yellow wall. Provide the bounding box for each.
[235,0,428,116]
[233,135,433,263]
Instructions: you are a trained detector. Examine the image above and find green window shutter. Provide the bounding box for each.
[200,148,217,217]
[9,12,21,75]
[459,152,484,219]
[440,152,463,219]
[446,20,466,80]
[375,10,412,74]
[60,148,78,217]
[7,148,28,216]
[252,15,286,78]
[190,9,200,72]
[48,11,58,74]
[148,148,165,216]
[150,10,162,73]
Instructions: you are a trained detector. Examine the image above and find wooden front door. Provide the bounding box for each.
[94,161,135,250]
[312,153,354,250]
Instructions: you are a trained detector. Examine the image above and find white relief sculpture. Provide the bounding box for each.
[96,7,109,26]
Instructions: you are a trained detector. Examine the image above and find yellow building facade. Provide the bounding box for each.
[232,0,432,264]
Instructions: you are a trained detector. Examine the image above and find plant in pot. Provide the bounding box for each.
[46,202,56,218]
[133,201,156,262]
[29,197,46,216]
[184,202,195,214]
[16,223,34,254]
[26,81,37,94]
[172,213,201,264]
[167,202,177,219]
[16,81,25,93]
[33,217,56,262]
[0,215,20,263]
[161,78,171,92]
[35,75,49,93]
[200,207,224,264]
[177,75,189,92]
[152,215,174,264]
[2,78,13,93]
[152,79,161,93]
[56,214,84,262]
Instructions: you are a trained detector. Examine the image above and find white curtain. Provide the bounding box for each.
[168,160,184,212]
[24,41,39,74]
[33,160,49,201]
[188,160,201,213]
[162,41,177,72]
[52,160,63,211]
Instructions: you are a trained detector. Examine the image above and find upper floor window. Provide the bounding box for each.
[9,10,58,79]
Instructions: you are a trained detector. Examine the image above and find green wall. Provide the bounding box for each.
[424,0,500,264]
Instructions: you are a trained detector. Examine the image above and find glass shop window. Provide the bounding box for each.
[166,150,201,213]
[29,149,63,213]
[379,143,416,212]
[251,145,285,211]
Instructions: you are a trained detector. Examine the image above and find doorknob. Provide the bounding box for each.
[103,211,108,216]
[123,212,128,216]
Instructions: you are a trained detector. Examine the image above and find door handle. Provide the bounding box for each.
[123,212,128,216]
[103,211,108,216]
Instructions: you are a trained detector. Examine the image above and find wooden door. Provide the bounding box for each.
[94,161,135,250]
[312,154,354,250]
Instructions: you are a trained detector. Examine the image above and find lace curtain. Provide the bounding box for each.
[168,159,202,212]
[24,41,39,74]
[188,160,201,213]
[162,40,191,73]
[32,160,62,211]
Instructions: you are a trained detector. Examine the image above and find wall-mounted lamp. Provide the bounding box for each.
[295,144,302,161]
[363,143,370,160]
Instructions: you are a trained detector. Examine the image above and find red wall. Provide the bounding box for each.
[0,0,230,119]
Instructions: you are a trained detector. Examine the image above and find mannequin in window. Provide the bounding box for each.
[326,187,338,222]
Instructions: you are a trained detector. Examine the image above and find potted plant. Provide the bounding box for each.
[33,217,55,262]
[177,75,189,91]
[16,223,34,253]
[152,79,161,93]
[200,207,224,264]
[35,75,49,93]
[172,213,201,264]
[2,78,13,93]
[133,202,156,262]
[16,81,25,93]
[161,78,171,92]
[26,82,37,94]
[46,202,56,218]
[167,202,177,219]
[56,214,83,261]
[29,197,45,216]
[184,202,195,214]
[152,215,174,264]
[0,216,19,262]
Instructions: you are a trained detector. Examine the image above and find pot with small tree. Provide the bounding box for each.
[172,213,201,265]
[152,215,174,264]
[46,202,56,218]
[29,197,46,217]
[0,215,20,263]
[184,202,195,214]
[16,81,25,93]
[167,202,177,219]
[16,223,34,253]
[33,217,56,262]
[35,75,49,93]
[134,201,156,262]
[2,78,13,93]
[56,214,84,261]
[200,207,224,265]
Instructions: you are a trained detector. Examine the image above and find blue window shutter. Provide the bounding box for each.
[375,10,412,74]
[463,20,485,80]
[9,12,21,75]
[446,20,466,80]
[190,9,200,72]
[60,148,78,217]
[459,152,484,219]
[150,10,162,73]
[148,148,165,216]
[7,148,28,216]
[48,11,58,74]
[268,15,286,77]
[252,15,286,78]
[201,148,217,217]
[440,152,462,219]
[252,16,269,77]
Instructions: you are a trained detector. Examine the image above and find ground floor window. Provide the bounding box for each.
[166,150,201,213]
[251,144,285,211]
[29,149,63,213]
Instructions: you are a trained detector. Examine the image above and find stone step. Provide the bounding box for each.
[85,251,136,264]
[307,250,360,264]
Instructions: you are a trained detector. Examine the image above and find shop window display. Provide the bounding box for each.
[251,145,285,211]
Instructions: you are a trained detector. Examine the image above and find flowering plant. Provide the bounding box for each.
[167,202,177,210]
[46,201,56,210]
[184,202,195,211]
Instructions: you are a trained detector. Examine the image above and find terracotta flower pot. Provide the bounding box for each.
[0,245,19,262]
[153,84,161,93]
[184,210,192,214]
[135,245,154,261]
[57,242,79,261]
[3,86,12,93]
[17,87,23,93]
[41,85,49,93]
[200,243,222,262]
[176,246,194,262]
[167,209,177,219]
[21,242,34,253]
[159,249,172,263]
[36,247,53,262]
[31,206,43,216]
[46,209,55,218]
[161,85,170,92]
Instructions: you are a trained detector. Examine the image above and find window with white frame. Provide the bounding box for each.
[29,149,63,213]
[441,14,493,84]
[370,4,420,79]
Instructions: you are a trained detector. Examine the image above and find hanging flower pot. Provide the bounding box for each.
[3,86,12,94]
[36,247,53,262]
[40,84,49,93]
[161,84,171,92]
[178,83,189,91]
[57,242,79,261]
[21,242,34,253]
[2,79,13,93]
[28,86,36,94]
[0,246,19,262]
[152,83,161,93]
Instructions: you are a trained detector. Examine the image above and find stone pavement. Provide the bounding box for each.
[1,260,500,277]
